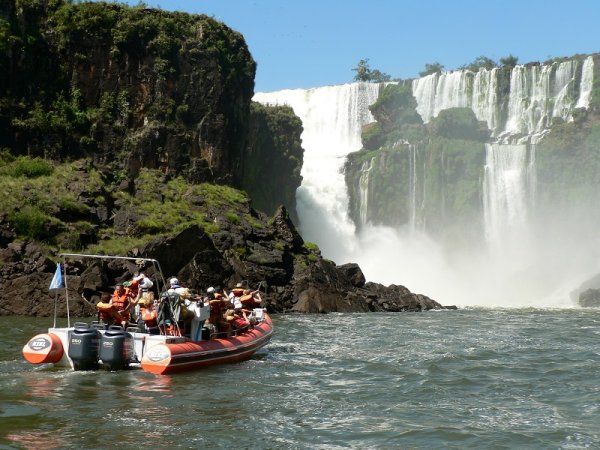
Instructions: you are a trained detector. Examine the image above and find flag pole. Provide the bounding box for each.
[63,259,70,328]
[49,259,67,327]
[53,292,57,328]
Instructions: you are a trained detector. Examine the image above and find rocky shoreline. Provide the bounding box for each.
[0,206,454,317]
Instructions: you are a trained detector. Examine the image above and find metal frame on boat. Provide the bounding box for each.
[22,253,273,374]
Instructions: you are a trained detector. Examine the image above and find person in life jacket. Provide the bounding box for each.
[110,282,135,327]
[207,286,224,334]
[228,282,245,311]
[166,277,195,335]
[185,290,211,341]
[129,273,154,323]
[225,308,250,334]
[138,292,159,335]
[96,292,119,326]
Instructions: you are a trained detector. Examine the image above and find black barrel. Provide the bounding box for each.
[68,322,100,370]
[98,326,132,370]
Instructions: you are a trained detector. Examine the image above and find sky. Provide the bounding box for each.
[110,0,600,93]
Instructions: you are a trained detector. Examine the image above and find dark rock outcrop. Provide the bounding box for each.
[579,288,600,307]
[0,203,451,317]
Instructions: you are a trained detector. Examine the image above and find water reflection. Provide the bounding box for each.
[135,373,173,393]
[23,372,65,401]
[7,430,66,450]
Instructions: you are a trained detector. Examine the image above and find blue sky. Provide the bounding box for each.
[111,0,600,92]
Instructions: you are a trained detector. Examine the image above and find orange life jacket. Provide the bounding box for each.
[111,291,129,310]
[231,288,245,297]
[141,307,158,328]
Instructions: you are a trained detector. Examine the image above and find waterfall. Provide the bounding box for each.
[408,144,418,230]
[358,158,374,226]
[412,68,499,135]
[483,143,532,259]
[254,83,382,261]
[412,58,594,140]
[253,55,596,307]
[576,56,594,108]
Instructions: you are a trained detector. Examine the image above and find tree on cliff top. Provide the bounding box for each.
[419,62,444,77]
[352,59,391,83]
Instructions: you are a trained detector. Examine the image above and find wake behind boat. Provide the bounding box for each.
[23,253,273,374]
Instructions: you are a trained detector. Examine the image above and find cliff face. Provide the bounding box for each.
[0,2,447,316]
[0,0,301,227]
[0,166,447,317]
[1,1,250,183]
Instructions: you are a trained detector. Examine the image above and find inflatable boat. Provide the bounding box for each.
[22,253,274,374]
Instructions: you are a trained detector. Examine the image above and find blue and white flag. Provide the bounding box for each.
[49,263,63,290]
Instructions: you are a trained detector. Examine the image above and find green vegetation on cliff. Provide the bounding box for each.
[346,134,485,242]
[0,155,258,255]
[0,0,257,181]
[346,92,489,244]
[536,118,600,211]
[0,0,304,242]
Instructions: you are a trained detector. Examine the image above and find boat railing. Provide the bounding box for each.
[50,253,169,329]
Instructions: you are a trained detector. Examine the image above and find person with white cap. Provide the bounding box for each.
[129,273,154,322]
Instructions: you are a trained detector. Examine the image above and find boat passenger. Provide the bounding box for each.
[186,291,210,341]
[96,292,118,326]
[203,317,217,340]
[229,282,245,310]
[110,282,134,327]
[160,277,188,334]
[139,292,160,335]
[227,308,250,334]
[217,308,235,338]
[206,286,216,300]
[127,273,154,323]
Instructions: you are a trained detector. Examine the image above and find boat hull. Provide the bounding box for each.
[141,314,273,374]
[23,313,273,374]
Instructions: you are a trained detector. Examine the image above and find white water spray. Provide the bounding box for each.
[254,57,599,308]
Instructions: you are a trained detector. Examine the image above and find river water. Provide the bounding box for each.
[1,309,599,449]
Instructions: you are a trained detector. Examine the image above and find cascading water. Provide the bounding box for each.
[253,83,382,262]
[254,56,597,307]
[409,57,597,306]
[483,143,533,264]
[358,158,374,227]
[408,144,419,231]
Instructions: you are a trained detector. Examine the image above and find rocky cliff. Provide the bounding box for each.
[0,0,298,215]
[0,165,447,316]
[0,1,448,316]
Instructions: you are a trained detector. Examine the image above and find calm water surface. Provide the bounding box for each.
[1,308,599,449]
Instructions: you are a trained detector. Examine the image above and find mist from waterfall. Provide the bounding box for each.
[254,57,599,308]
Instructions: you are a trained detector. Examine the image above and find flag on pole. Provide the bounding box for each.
[49,263,63,290]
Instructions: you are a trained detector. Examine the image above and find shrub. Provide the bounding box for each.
[304,241,320,252]
[10,157,54,178]
[226,211,240,224]
[9,206,51,239]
